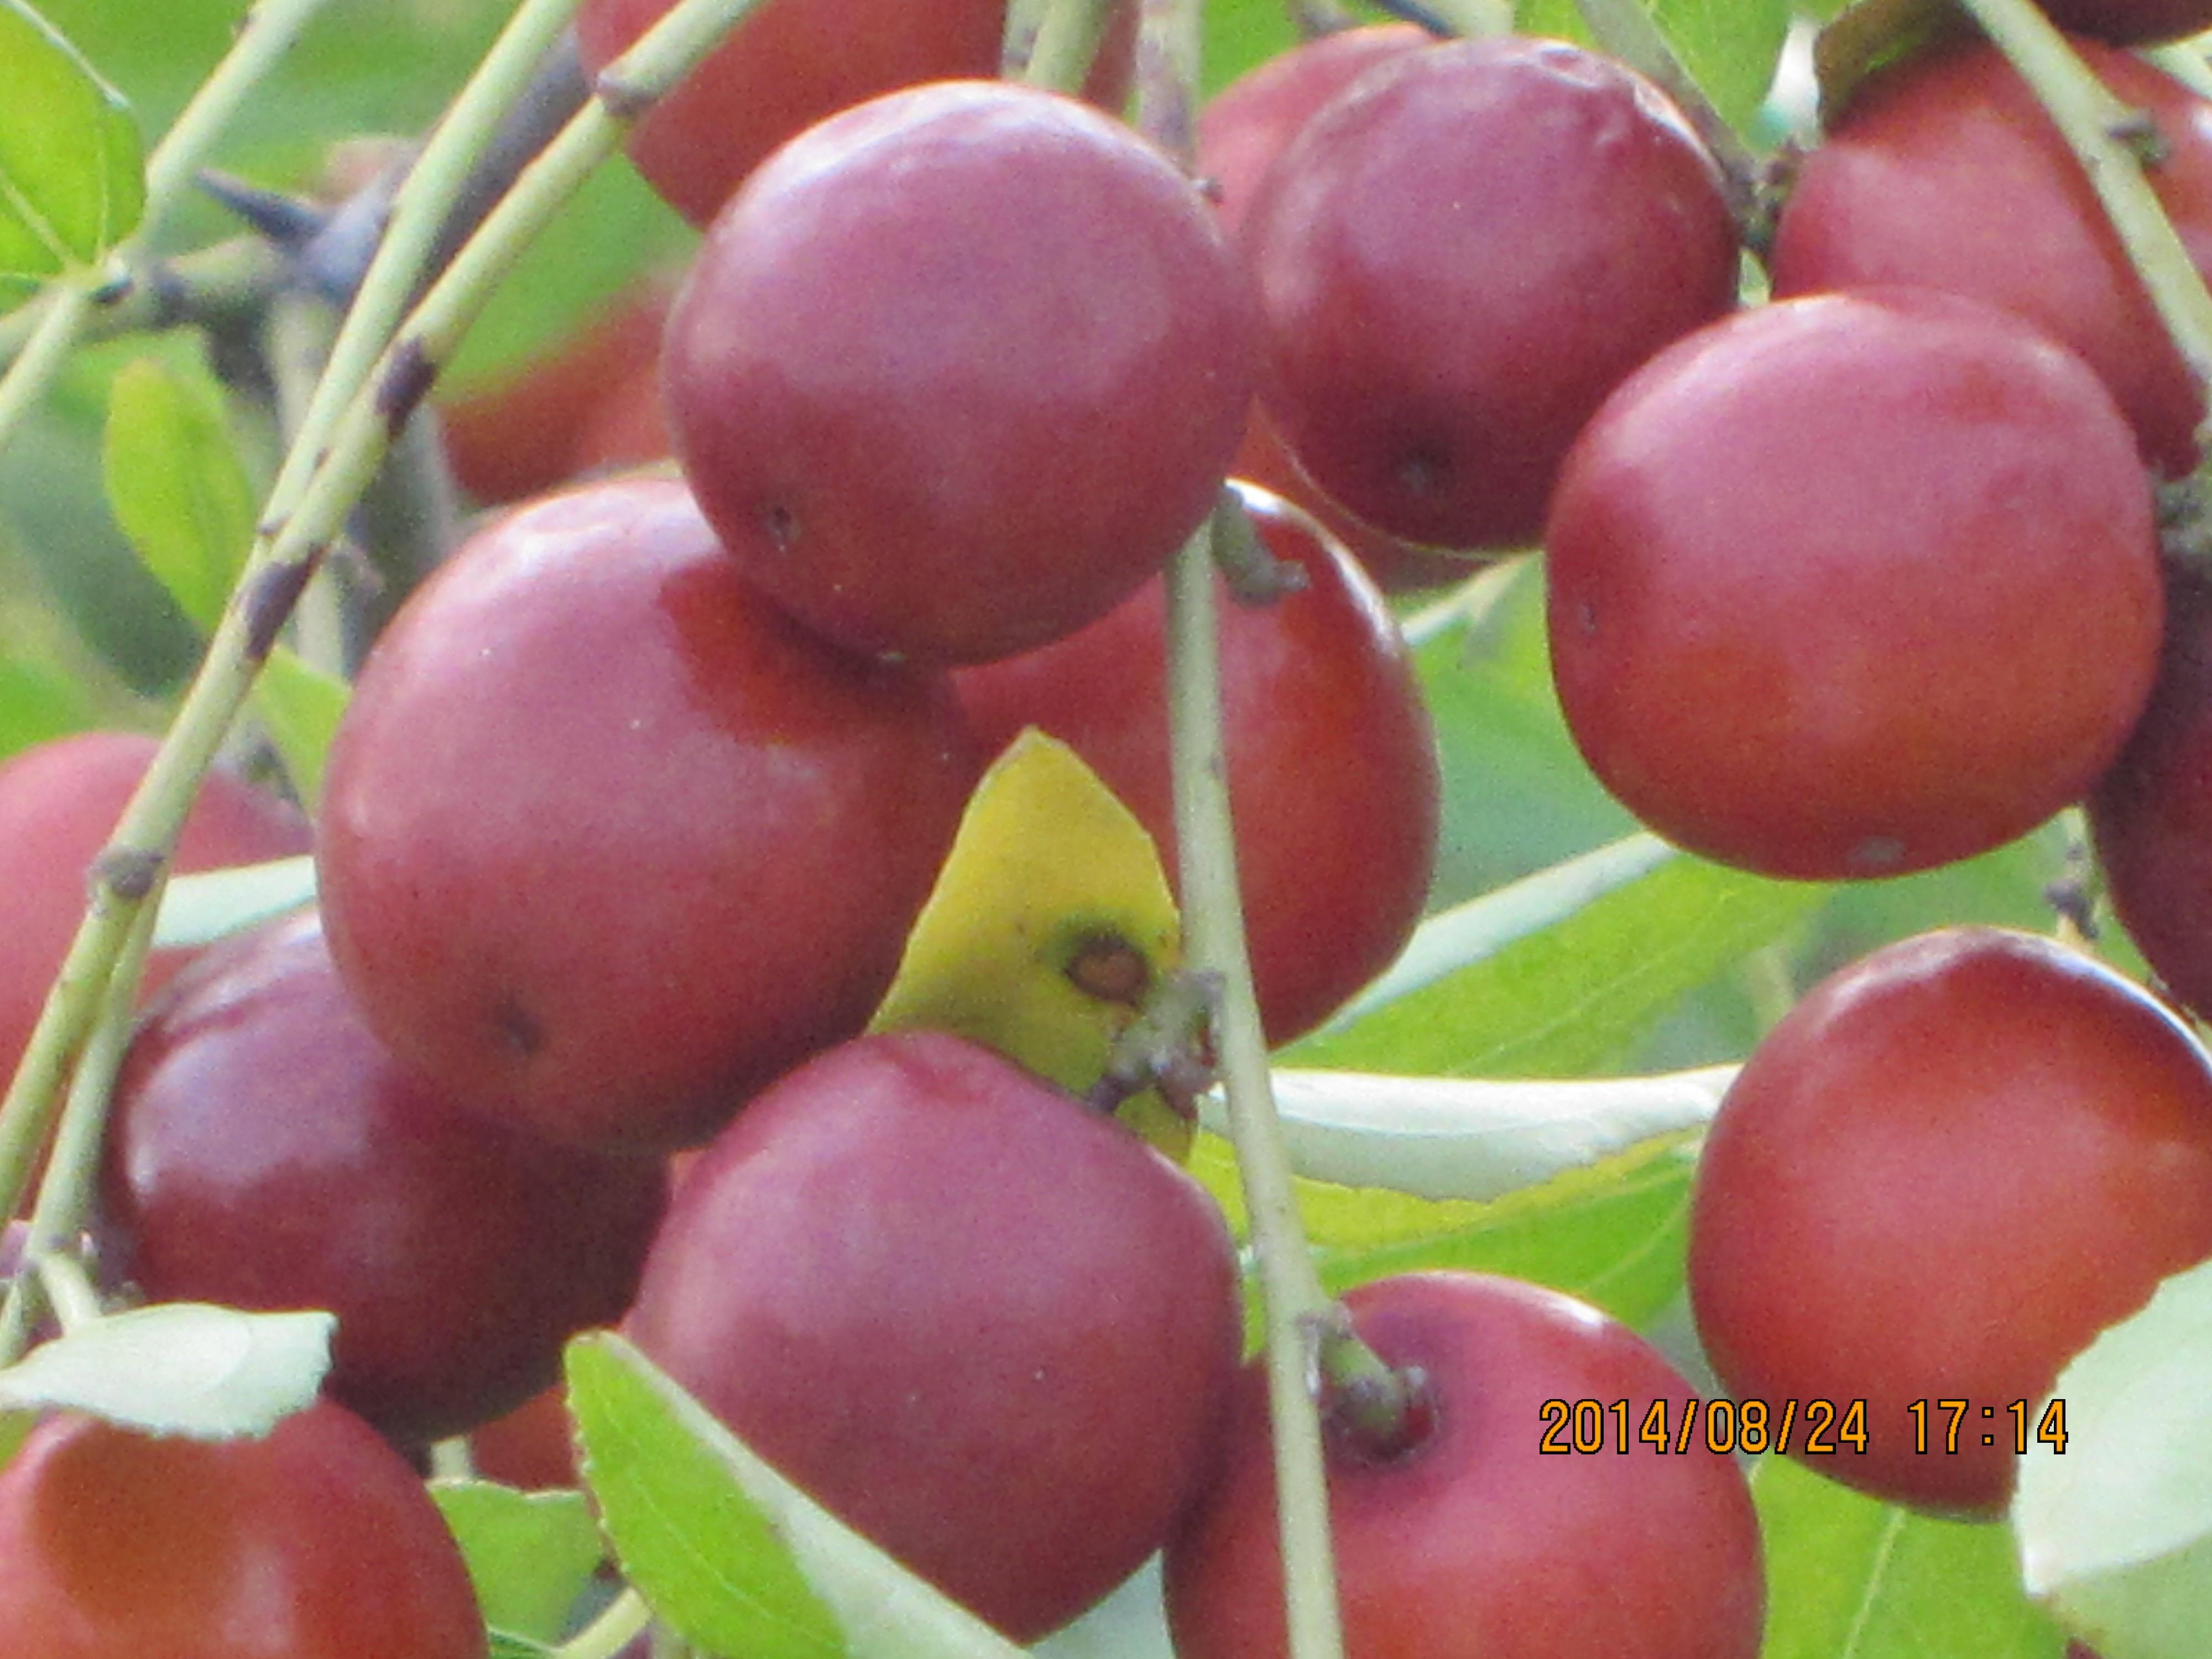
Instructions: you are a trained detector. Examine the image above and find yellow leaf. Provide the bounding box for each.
[869,729,1190,1158]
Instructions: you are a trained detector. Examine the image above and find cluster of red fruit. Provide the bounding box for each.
[14,0,2212,1651]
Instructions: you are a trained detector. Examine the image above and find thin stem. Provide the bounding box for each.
[0,897,159,1363]
[0,238,285,371]
[560,1587,655,1659]
[1165,512,1345,1659]
[255,0,591,539]
[1955,0,2212,407]
[1136,0,1204,163]
[1020,0,1121,93]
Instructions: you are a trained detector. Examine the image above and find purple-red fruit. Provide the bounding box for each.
[623,1029,1243,1641]
[662,79,1257,664]
[316,476,979,1154]
[1239,34,1739,552]
[1688,927,2212,1516]
[1546,288,2161,880]
[102,909,669,1447]
[0,1401,486,1659]
[1166,1272,1765,1659]
[1769,34,2212,478]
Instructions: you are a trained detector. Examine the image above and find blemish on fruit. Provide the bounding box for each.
[1065,932,1151,1007]
[763,502,801,554]
[494,998,547,1060]
[1846,835,1907,875]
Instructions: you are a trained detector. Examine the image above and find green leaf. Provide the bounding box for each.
[0,1302,332,1438]
[152,853,316,951]
[1287,839,1830,1079]
[1191,1124,1702,1330]
[2014,1259,2212,1658]
[252,642,349,809]
[0,0,145,305]
[1752,1454,2068,1657]
[1212,1062,1732,1202]
[567,1332,1027,1659]
[101,354,256,633]
[487,1635,558,1659]
[1516,0,1795,131]
[432,1479,607,1647]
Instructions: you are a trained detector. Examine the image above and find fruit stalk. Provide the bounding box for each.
[1166,505,1348,1659]
[0,900,156,1363]
[1956,0,2212,428]
[1019,0,1122,92]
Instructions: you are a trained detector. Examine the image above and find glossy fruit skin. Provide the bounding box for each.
[662,79,1258,665]
[1165,1272,1765,1659]
[102,909,670,1447]
[576,0,1007,226]
[2036,0,2212,41]
[1769,34,2212,478]
[1196,23,1433,240]
[1689,926,2212,1517]
[316,476,979,1154]
[954,482,1441,1045]
[1545,287,2161,881]
[2090,566,2212,1022]
[0,1401,486,1659]
[1196,26,1470,593]
[622,1028,1243,1641]
[1239,34,1739,552]
[0,730,311,1092]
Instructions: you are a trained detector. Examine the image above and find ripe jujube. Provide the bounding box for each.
[576,0,1008,226]
[1545,286,2161,881]
[101,908,670,1447]
[316,476,979,1154]
[661,77,1258,665]
[0,1402,486,1659]
[1688,926,2212,1516]
[1165,1272,1765,1659]
[1237,34,1740,552]
[1768,33,2212,478]
[622,1028,1243,1642]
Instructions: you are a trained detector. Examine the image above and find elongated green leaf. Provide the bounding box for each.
[1206,1063,1733,1202]
[102,354,255,632]
[432,1479,607,1647]
[2015,1260,2212,1658]
[1288,843,1829,1078]
[1517,0,1795,131]
[0,0,145,304]
[1191,1124,1701,1330]
[567,1332,1026,1659]
[1752,1454,2068,1657]
[0,1302,332,1438]
[153,853,316,951]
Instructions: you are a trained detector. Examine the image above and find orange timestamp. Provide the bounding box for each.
[1537,1396,2071,1457]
